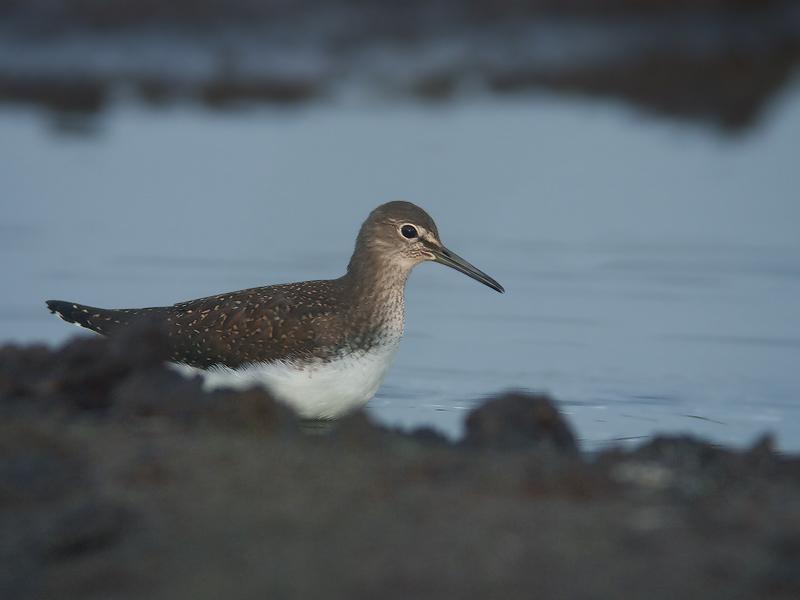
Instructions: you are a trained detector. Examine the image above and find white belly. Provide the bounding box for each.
[170,342,400,419]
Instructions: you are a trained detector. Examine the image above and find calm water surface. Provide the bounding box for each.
[1,88,799,450]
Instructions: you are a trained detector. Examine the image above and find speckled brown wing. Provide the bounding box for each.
[164,280,349,368]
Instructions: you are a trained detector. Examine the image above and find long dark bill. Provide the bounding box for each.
[429,245,505,293]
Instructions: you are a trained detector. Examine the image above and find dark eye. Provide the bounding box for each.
[401,225,418,239]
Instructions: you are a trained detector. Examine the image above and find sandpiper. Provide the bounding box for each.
[47,201,503,418]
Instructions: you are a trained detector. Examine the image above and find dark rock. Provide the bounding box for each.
[763,532,800,595]
[332,410,388,447]
[107,316,171,369]
[46,336,130,411]
[0,425,85,506]
[463,391,578,454]
[39,320,170,412]
[200,77,318,107]
[0,343,53,399]
[119,449,172,487]
[407,426,450,446]
[630,435,726,468]
[46,502,131,560]
[111,367,208,422]
[2,329,300,434]
[200,388,298,434]
[114,365,298,434]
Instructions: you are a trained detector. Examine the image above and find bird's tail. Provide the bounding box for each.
[46,300,155,336]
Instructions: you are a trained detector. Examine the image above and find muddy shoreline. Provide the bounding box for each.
[1,1,799,131]
[1,327,799,599]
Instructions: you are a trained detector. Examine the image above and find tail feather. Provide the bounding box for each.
[46,300,156,336]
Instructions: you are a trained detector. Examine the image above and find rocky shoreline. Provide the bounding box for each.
[1,326,799,599]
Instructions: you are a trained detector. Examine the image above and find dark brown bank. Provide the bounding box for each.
[1,326,799,600]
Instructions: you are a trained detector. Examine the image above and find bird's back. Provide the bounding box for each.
[47,280,351,369]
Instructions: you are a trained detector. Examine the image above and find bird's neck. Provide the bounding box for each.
[341,252,410,335]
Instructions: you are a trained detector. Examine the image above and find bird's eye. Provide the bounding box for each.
[401,225,418,239]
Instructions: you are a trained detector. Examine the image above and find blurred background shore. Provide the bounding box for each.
[1,0,798,131]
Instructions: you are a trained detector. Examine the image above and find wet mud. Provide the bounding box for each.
[1,325,799,599]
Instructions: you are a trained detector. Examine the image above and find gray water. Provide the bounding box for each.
[2,88,799,450]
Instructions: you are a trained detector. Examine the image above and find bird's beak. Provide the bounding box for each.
[428,245,505,293]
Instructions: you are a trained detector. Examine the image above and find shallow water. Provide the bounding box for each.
[1,88,799,450]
